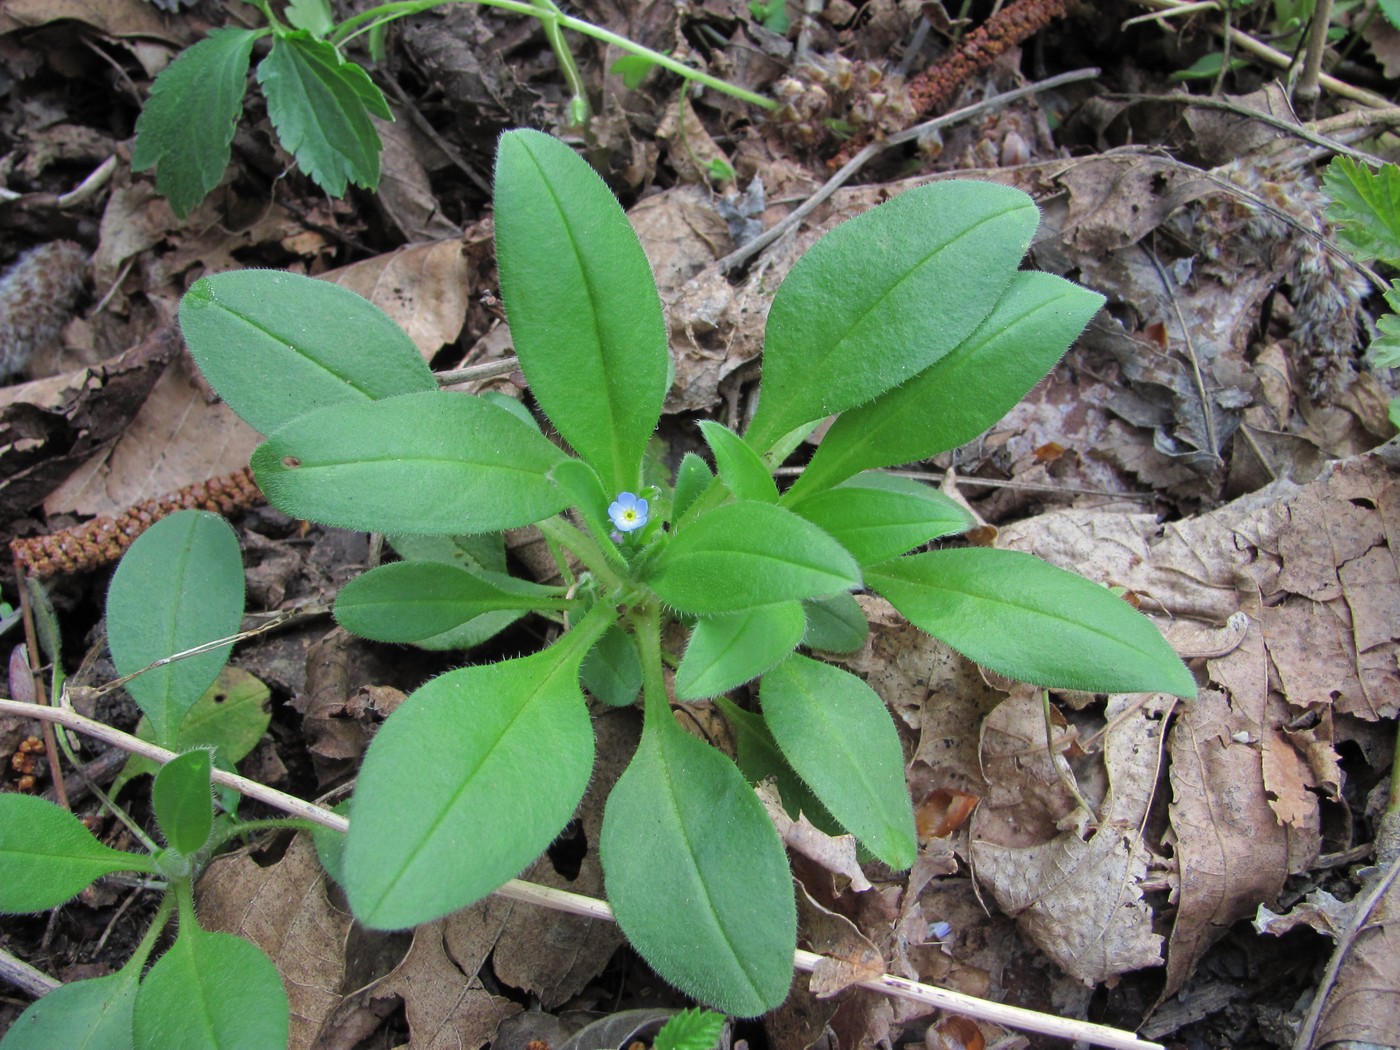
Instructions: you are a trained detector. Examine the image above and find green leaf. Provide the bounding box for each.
[179,269,435,436]
[256,32,389,197]
[0,968,138,1050]
[647,501,860,614]
[1169,51,1247,80]
[251,390,570,535]
[582,623,643,707]
[111,666,271,799]
[655,1008,726,1050]
[343,620,611,929]
[866,549,1197,696]
[714,696,839,833]
[600,704,795,1016]
[744,180,1039,451]
[1382,0,1400,29]
[106,511,245,746]
[334,562,564,643]
[698,421,778,502]
[788,272,1104,498]
[389,532,507,573]
[0,794,153,912]
[494,130,669,494]
[311,800,351,887]
[152,749,214,856]
[790,472,973,565]
[760,655,916,869]
[800,592,868,654]
[131,28,259,218]
[1323,156,1400,267]
[132,925,288,1049]
[673,452,713,519]
[675,601,806,699]
[286,0,334,36]
[1370,283,1400,369]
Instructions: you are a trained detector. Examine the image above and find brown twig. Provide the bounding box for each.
[9,468,261,578]
[828,0,1071,169]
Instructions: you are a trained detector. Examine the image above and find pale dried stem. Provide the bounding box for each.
[0,696,1164,1049]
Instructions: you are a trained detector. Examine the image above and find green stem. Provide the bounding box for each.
[1388,717,1400,817]
[119,892,176,975]
[209,817,325,852]
[531,0,592,122]
[536,515,627,593]
[632,601,670,725]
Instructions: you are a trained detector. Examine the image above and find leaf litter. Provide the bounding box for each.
[3,1,1400,1049]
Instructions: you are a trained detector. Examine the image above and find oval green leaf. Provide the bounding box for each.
[251,390,570,535]
[714,696,841,834]
[343,620,609,929]
[646,501,860,615]
[152,749,214,856]
[789,272,1104,497]
[180,269,434,436]
[0,794,153,912]
[132,926,288,1050]
[698,421,778,503]
[790,472,973,565]
[581,623,643,707]
[760,655,916,868]
[800,592,869,654]
[106,510,245,746]
[866,549,1198,697]
[744,180,1039,452]
[675,601,806,700]
[0,968,138,1050]
[600,710,795,1016]
[495,129,669,494]
[334,561,564,643]
[673,452,713,520]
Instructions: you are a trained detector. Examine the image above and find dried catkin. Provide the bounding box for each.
[0,240,88,379]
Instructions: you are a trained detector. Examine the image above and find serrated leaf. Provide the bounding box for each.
[647,501,860,614]
[0,795,153,912]
[256,32,389,197]
[1369,281,1400,369]
[343,618,611,928]
[698,420,778,502]
[866,549,1197,696]
[601,702,795,1016]
[111,666,271,799]
[788,272,1104,498]
[1323,156,1400,267]
[655,1008,726,1050]
[790,472,973,565]
[334,562,564,642]
[106,511,245,746]
[179,269,435,436]
[494,130,669,494]
[0,967,138,1050]
[582,623,644,707]
[744,180,1038,452]
[251,390,570,535]
[132,925,288,1049]
[131,28,259,218]
[152,749,214,856]
[800,592,868,653]
[760,655,916,868]
[675,601,805,699]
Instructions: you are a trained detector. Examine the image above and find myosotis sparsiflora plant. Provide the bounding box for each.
[2,127,1198,1039]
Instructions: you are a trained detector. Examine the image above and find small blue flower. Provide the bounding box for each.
[608,491,649,533]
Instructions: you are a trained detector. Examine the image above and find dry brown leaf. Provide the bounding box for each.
[797,883,887,998]
[0,0,183,41]
[323,240,471,359]
[760,782,873,893]
[197,835,354,1050]
[371,108,461,244]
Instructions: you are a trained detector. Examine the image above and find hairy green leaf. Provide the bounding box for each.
[655,1008,726,1050]
[673,452,714,520]
[335,562,564,643]
[1323,156,1400,266]
[675,602,806,699]
[0,968,138,1050]
[698,420,778,502]
[106,511,245,746]
[647,501,860,614]
[152,749,214,856]
[131,28,259,218]
[788,272,1104,498]
[800,592,868,654]
[251,390,570,535]
[0,795,153,913]
[744,180,1038,451]
[582,623,643,707]
[601,704,795,1015]
[713,696,840,834]
[343,615,612,928]
[133,926,288,1049]
[866,549,1197,696]
[760,655,916,868]
[790,472,973,565]
[495,130,669,493]
[180,269,435,435]
[389,532,507,573]
[256,32,389,196]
